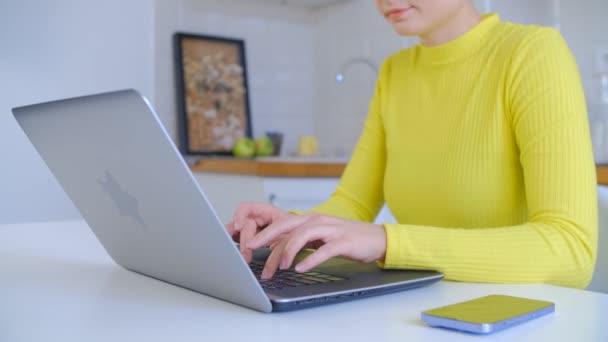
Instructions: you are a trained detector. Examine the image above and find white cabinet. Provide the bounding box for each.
[194,173,396,224]
[264,177,396,224]
[193,173,266,224]
[263,177,339,211]
[589,186,608,293]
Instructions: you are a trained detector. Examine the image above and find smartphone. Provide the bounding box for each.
[421,294,555,334]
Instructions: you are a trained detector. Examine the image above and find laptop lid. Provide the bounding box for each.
[12,89,273,312]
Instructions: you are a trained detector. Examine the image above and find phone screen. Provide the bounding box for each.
[423,294,554,324]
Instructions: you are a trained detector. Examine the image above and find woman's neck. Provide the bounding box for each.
[419,4,482,47]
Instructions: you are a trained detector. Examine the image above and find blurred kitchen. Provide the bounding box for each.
[1,0,607,228]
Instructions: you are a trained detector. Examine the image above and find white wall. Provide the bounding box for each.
[559,0,608,108]
[154,0,317,158]
[313,0,412,157]
[487,0,555,26]
[0,0,155,224]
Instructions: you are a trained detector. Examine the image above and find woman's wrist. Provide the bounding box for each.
[374,223,388,262]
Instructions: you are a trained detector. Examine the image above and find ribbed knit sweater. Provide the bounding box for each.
[309,14,597,288]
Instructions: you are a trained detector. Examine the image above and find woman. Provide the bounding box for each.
[227,0,598,289]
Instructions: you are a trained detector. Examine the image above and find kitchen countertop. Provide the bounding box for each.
[191,158,608,183]
[190,157,348,177]
[596,165,608,186]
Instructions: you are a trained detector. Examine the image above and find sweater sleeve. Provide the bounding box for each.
[304,62,389,222]
[378,28,598,289]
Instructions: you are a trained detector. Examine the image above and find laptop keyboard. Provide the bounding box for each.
[249,261,347,290]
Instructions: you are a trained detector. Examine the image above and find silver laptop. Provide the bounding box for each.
[12,90,443,312]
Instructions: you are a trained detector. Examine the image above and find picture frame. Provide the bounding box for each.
[173,32,253,155]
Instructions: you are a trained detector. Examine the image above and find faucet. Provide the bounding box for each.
[335,57,378,83]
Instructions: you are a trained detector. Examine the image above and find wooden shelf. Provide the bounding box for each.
[190,158,346,177]
[597,165,608,186]
[191,159,608,184]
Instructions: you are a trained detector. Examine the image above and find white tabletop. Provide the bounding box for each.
[1,220,607,342]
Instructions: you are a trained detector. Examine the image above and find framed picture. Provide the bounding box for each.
[174,33,252,155]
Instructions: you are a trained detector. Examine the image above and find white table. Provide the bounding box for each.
[1,220,607,342]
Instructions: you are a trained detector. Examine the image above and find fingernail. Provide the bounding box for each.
[279,259,286,270]
[246,240,256,249]
[234,221,240,230]
[295,263,304,273]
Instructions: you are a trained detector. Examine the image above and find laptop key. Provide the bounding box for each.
[307,277,331,283]
[283,277,299,281]
[302,276,327,282]
[293,278,318,285]
[276,279,300,287]
[250,262,347,289]
[315,273,342,279]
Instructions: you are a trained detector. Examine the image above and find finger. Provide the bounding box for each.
[226,222,241,243]
[295,244,341,273]
[247,214,313,250]
[239,219,257,263]
[280,224,333,270]
[270,233,289,249]
[254,216,267,228]
[226,222,236,236]
[261,239,288,279]
[233,202,281,231]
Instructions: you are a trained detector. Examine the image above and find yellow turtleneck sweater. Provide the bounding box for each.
[309,14,597,289]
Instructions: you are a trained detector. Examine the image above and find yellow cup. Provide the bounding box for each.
[298,135,319,156]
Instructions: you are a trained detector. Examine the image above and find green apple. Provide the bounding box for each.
[255,136,274,157]
[232,137,255,158]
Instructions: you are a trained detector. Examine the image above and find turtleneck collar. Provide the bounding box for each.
[417,13,501,65]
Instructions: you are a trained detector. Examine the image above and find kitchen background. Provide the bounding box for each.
[1,0,607,221]
[1,0,607,293]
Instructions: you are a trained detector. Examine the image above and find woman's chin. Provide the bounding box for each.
[391,22,424,37]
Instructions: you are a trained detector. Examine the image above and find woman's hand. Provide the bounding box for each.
[226,202,293,263]
[246,213,387,279]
